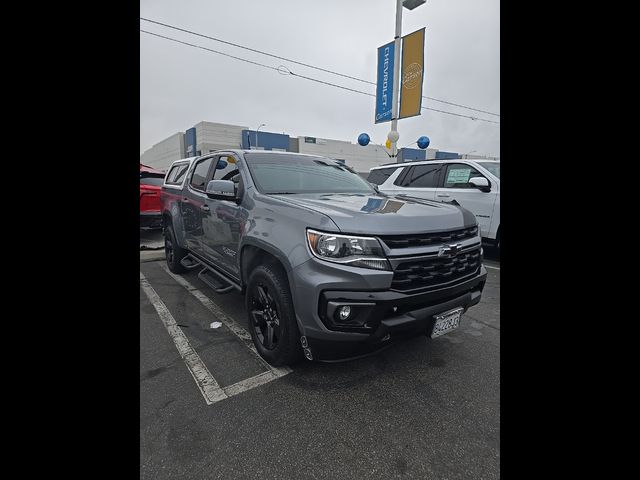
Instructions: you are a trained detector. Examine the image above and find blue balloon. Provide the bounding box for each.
[417,136,430,149]
[357,133,370,146]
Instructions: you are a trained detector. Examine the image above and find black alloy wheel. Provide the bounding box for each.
[249,283,281,350]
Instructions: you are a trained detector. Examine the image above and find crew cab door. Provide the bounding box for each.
[386,163,443,200]
[181,156,215,253]
[199,154,246,279]
[434,162,497,238]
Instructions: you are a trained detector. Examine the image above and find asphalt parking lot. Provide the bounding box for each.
[140,230,500,479]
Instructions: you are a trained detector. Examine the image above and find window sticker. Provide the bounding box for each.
[446,168,471,184]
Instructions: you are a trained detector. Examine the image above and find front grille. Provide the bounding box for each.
[379,226,478,249]
[391,247,481,292]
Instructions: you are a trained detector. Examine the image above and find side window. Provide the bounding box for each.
[367,167,398,185]
[165,163,189,185]
[212,155,240,181]
[397,163,442,188]
[443,163,484,189]
[189,158,214,191]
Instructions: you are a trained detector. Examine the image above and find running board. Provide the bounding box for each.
[198,267,235,294]
[180,254,201,270]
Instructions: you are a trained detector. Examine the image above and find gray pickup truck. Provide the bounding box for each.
[161,150,487,366]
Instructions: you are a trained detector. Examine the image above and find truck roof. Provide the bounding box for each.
[140,163,166,175]
[370,158,500,170]
[167,150,340,168]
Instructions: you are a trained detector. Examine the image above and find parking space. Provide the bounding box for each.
[140,229,164,251]
[140,250,500,479]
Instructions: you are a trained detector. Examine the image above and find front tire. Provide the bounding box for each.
[246,264,301,366]
[164,224,188,273]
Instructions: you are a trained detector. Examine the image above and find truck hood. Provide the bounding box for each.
[274,193,476,235]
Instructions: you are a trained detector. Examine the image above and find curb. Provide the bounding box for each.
[140,250,165,263]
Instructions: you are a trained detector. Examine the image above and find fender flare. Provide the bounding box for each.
[239,237,294,284]
[164,204,188,249]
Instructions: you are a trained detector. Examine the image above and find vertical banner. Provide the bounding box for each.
[399,27,425,119]
[375,41,395,124]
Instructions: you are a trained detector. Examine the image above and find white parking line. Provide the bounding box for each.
[485,264,500,271]
[140,271,227,405]
[223,370,283,397]
[159,263,291,377]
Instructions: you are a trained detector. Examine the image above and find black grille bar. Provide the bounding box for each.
[391,246,482,292]
[379,226,478,249]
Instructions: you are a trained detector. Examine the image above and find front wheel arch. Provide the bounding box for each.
[240,244,292,288]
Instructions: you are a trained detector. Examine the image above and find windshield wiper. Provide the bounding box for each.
[267,192,297,195]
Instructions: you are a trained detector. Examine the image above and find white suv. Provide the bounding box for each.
[368,159,500,248]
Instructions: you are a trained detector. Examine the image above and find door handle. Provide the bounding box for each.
[437,193,450,198]
[201,205,210,212]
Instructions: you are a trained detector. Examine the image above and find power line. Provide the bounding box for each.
[140,17,500,117]
[275,65,500,124]
[140,29,499,125]
[140,30,279,72]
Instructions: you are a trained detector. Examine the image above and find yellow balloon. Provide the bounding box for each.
[385,139,392,149]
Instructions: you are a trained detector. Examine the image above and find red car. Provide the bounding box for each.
[140,164,166,229]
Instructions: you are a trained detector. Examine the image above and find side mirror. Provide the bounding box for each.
[206,180,237,200]
[469,177,491,192]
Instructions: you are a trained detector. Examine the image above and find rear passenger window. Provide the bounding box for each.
[443,163,484,189]
[189,158,214,191]
[367,167,398,185]
[165,163,189,185]
[396,163,442,188]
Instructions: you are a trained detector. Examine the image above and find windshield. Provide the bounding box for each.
[478,162,500,179]
[245,153,375,194]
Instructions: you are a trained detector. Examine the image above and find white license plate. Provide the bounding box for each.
[431,307,463,338]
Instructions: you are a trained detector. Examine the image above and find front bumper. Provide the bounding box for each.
[290,258,487,361]
[140,211,162,230]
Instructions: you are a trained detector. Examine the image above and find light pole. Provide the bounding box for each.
[463,150,477,158]
[390,0,426,162]
[256,123,266,149]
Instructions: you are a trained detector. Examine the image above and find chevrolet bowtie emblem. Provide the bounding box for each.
[438,243,462,258]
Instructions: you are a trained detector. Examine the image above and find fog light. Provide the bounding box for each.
[338,306,351,321]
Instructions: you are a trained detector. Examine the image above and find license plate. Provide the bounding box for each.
[430,307,463,338]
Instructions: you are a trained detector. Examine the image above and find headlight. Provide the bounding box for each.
[306,229,390,270]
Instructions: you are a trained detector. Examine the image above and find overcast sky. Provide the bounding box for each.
[140,0,499,157]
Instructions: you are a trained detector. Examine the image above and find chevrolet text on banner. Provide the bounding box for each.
[399,27,426,119]
[375,41,395,124]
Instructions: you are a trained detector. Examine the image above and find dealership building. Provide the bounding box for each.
[140,120,497,173]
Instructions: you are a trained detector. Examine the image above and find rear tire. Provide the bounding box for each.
[246,264,301,366]
[164,223,188,273]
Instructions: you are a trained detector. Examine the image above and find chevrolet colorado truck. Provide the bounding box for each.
[161,150,487,366]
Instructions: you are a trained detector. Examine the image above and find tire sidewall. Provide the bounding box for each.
[165,224,187,273]
[246,265,300,366]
